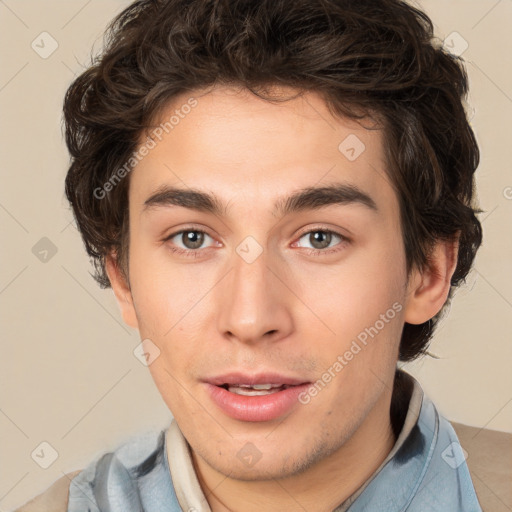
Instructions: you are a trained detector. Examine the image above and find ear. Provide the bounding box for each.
[105,252,139,330]
[403,237,459,325]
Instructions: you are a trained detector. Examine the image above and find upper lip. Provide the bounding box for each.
[204,372,310,387]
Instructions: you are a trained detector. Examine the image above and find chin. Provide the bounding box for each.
[199,435,336,482]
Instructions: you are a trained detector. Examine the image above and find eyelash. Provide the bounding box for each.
[163,226,349,258]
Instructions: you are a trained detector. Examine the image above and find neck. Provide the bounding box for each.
[192,386,398,512]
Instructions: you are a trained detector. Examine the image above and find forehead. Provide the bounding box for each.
[129,86,396,217]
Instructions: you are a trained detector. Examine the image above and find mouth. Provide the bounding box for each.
[203,373,311,422]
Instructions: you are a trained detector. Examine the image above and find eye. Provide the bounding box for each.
[163,226,348,258]
[164,228,217,255]
[294,228,348,254]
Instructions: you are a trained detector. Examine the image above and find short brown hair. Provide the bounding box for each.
[63,0,482,362]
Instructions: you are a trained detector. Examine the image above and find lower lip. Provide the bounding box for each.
[204,383,311,422]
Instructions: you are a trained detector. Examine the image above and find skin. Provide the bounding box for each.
[106,85,458,512]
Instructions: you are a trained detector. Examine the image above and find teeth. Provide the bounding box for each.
[228,386,279,396]
[228,385,284,396]
[246,384,274,390]
[230,383,282,390]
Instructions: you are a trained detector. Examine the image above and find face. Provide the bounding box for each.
[112,85,419,480]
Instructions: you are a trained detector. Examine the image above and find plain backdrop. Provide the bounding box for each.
[1,0,511,510]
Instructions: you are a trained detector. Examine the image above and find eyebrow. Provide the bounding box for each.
[142,183,378,218]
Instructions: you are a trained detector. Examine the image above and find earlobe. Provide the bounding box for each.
[403,238,459,325]
[105,253,139,330]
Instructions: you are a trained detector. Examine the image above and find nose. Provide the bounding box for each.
[215,244,294,346]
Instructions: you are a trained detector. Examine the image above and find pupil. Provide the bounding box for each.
[311,231,331,249]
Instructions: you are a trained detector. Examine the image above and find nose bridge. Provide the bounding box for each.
[215,240,293,343]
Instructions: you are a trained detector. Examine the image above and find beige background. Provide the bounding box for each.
[1,0,511,510]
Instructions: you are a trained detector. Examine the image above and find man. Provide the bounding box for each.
[16,0,483,510]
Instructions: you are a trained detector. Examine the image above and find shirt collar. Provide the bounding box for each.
[165,369,425,512]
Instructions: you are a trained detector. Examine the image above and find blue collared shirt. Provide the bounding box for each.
[66,371,482,511]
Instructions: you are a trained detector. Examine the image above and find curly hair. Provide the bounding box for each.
[63,0,482,362]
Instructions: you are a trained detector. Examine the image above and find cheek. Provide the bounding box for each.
[145,355,199,423]
[128,243,197,336]
[290,242,405,342]
[129,268,212,379]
